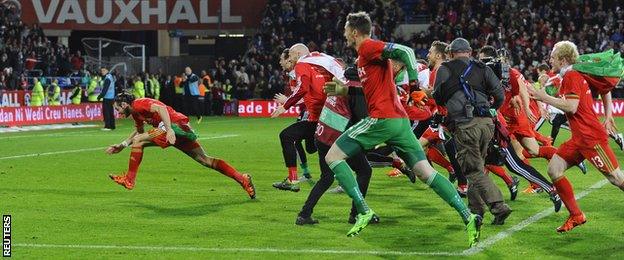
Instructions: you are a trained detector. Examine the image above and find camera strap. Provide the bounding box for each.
[459,61,477,104]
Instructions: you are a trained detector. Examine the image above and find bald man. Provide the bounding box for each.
[270,43,339,191]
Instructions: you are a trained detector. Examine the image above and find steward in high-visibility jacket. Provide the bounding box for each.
[48,79,61,106]
[30,78,44,106]
[87,75,101,102]
[133,76,145,99]
[69,83,82,105]
[150,75,160,100]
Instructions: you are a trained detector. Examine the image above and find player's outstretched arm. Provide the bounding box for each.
[381,43,418,83]
[518,78,537,123]
[106,130,138,154]
[150,104,176,144]
[527,86,579,114]
[323,78,348,96]
[601,92,618,135]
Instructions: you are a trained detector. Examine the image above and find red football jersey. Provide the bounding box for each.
[357,39,408,118]
[282,62,330,122]
[558,69,607,145]
[131,98,188,128]
[500,68,524,118]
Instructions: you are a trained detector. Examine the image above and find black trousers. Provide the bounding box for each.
[102,99,115,129]
[550,113,568,143]
[173,94,184,113]
[279,121,317,168]
[502,147,554,192]
[412,117,432,138]
[184,95,201,119]
[299,141,372,218]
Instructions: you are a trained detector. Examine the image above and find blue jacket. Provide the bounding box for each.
[184,73,199,96]
[98,73,116,100]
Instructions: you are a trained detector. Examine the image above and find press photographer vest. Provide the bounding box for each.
[439,59,493,126]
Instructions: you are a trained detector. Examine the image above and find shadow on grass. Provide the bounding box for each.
[120,199,256,218]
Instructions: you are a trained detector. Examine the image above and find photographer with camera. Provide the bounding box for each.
[478,46,562,212]
[432,38,511,224]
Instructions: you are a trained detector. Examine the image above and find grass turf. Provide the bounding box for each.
[1,117,624,259]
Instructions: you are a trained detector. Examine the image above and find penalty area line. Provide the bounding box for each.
[0,134,239,160]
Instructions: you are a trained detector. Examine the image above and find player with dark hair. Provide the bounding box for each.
[106,93,256,199]
[324,11,481,246]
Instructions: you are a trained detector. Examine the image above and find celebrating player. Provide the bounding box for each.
[271,44,333,191]
[324,12,481,247]
[106,93,256,199]
[528,41,624,232]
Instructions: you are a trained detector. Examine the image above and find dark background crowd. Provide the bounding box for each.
[1,0,623,100]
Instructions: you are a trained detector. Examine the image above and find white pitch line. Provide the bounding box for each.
[13,243,461,256]
[462,179,610,255]
[9,178,610,256]
[0,135,239,160]
[1,129,100,139]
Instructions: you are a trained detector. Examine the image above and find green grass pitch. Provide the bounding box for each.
[2,117,624,259]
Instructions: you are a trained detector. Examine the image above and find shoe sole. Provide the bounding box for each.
[272,184,300,192]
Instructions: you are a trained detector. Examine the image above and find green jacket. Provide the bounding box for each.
[31,82,45,106]
[133,81,145,99]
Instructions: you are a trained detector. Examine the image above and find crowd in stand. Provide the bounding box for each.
[0,3,86,91]
[248,0,624,88]
[2,0,624,100]
[409,0,624,81]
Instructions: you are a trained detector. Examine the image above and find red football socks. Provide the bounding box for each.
[486,165,513,186]
[522,146,557,160]
[213,159,244,183]
[538,146,557,160]
[288,166,298,182]
[522,149,533,159]
[553,177,582,216]
[427,148,454,173]
[126,147,143,182]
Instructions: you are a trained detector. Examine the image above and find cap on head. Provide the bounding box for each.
[448,38,472,53]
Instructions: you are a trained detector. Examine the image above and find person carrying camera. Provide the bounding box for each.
[432,38,511,224]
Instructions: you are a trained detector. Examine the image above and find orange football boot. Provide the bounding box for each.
[241,174,256,199]
[109,173,135,190]
[386,168,402,177]
[557,213,586,233]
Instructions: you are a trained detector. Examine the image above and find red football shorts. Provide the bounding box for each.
[556,140,619,174]
[504,113,535,139]
[148,124,201,153]
[421,127,443,144]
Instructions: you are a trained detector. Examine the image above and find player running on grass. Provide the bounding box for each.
[528,40,624,232]
[106,93,256,199]
[323,12,481,247]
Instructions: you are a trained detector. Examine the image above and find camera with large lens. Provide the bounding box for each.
[481,48,510,89]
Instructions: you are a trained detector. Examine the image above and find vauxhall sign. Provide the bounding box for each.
[20,0,267,30]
